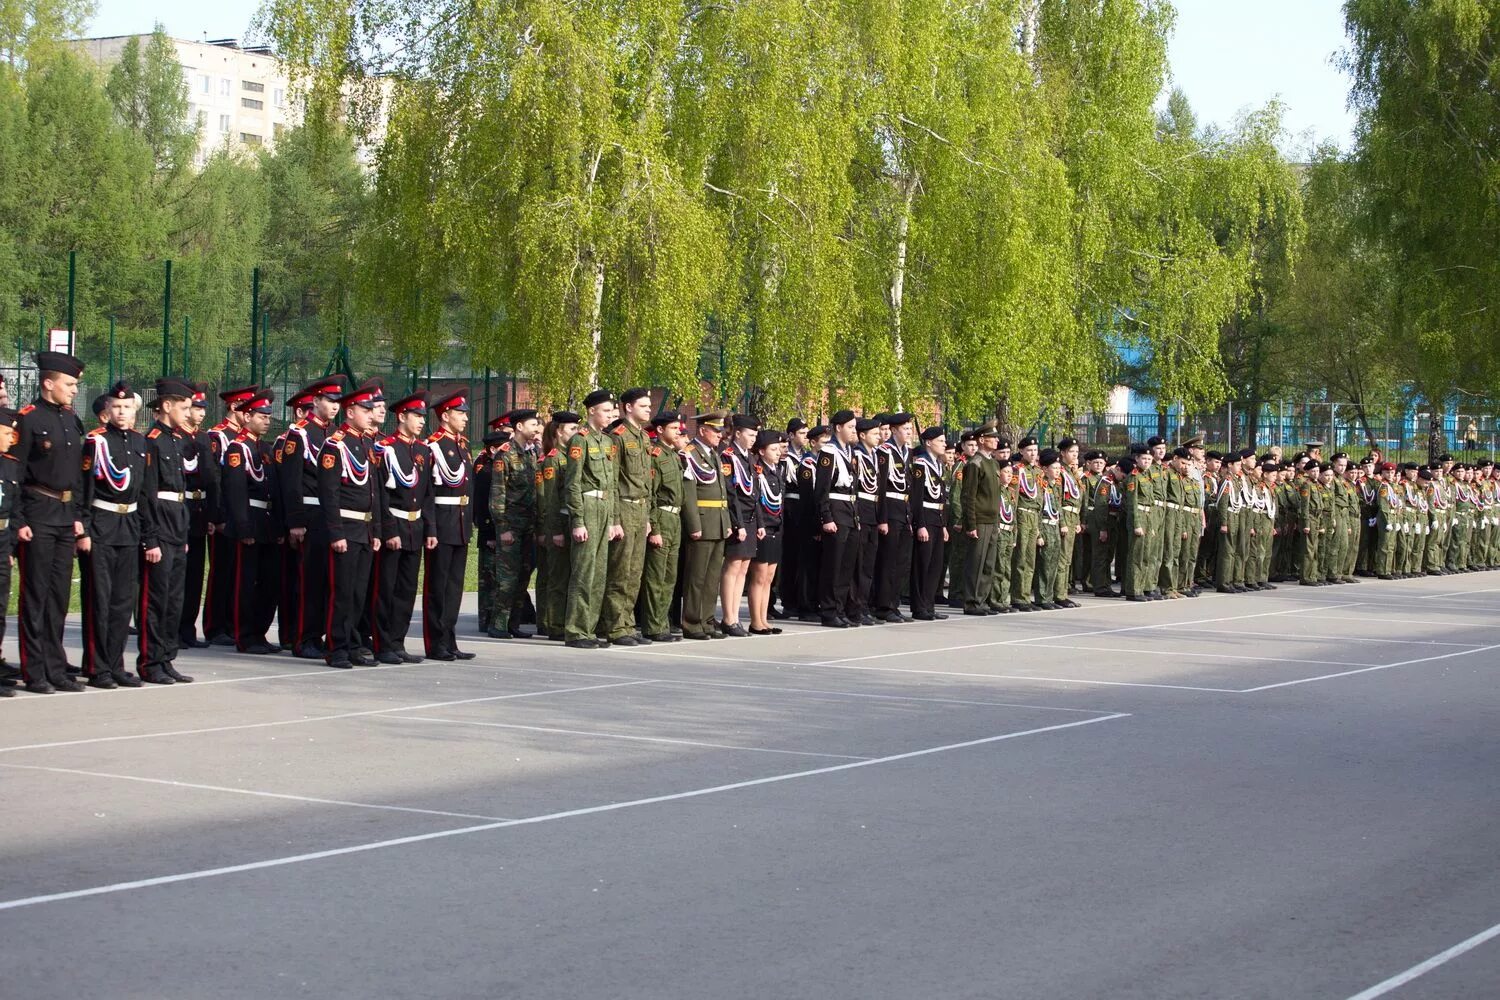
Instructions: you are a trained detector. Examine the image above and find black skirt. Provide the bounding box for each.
[724,530,760,560]
[754,527,783,564]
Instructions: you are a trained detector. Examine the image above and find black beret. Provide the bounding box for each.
[887,412,914,426]
[1261,460,1279,472]
[808,425,829,439]
[482,430,509,446]
[36,350,83,378]
[754,429,784,450]
[1017,436,1038,449]
[0,408,17,429]
[1439,453,1454,462]
[1172,446,1191,458]
[90,394,108,416]
[1055,437,1078,451]
[831,409,856,427]
[1239,447,1257,460]
[1418,468,1434,480]
[651,410,683,427]
[1146,436,1166,448]
[1129,443,1148,455]
[786,417,808,434]
[582,389,613,409]
[856,418,880,433]
[995,438,1012,451]
[620,387,651,405]
[507,408,537,424]
[731,414,760,431]
[1083,449,1106,461]
[1304,462,1321,473]
[551,410,580,424]
[920,427,945,442]
[1038,448,1061,465]
[1205,450,1223,460]
[1332,452,1349,461]
[959,430,977,443]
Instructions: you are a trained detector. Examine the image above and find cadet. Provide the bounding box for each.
[776,417,810,619]
[960,426,1002,614]
[535,411,579,641]
[641,410,686,643]
[372,391,430,663]
[792,424,827,622]
[0,410,17,694]
[681,410,731,639]
[1010,437,1043,611]
[221,388,280,653]
[281,377,345,659]
[424,389,476,660]
[814,410,860,628]
[11,351,87,693]
[945,430,977,609]
[872,413,915,622]
[318,382,382,668]
[561,390,619,648]
[1121,445,1156,601]
[601,389,654,645]
[988,460,1019,611]
[79,382,147,688]
[1086,453,1122,596]
[203,385,258,646]
[472,414,506,632]
[271,386,316,650]
[909,426,948,620]
[488,408,542,639]
[849,417,883,625]
[137,380,195,685]
[179,383,214,649]
[1053,438,1084,606]
[1033,448,1063,609]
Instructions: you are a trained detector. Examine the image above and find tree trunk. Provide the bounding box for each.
[1428,404,1445,463]
[583,255,605,386]
[1352,401,1376,450]
[1244,398,1261,450]
[889,174,917,408]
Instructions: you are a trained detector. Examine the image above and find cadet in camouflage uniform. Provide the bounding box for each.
[487,408,541,638]
[1215,448,1254,593]
[1009,437,1043,611]
[1087,455,1121,596]
[641,410,686,643]
[534,411,579,640]
[472,418,507,631]
[563,390,620,649]
[600,388,654,646]
[1033,449,1064,609]
[1052,439,1083,607]
[1156,446,1188,597]
[1121,445,1157,601]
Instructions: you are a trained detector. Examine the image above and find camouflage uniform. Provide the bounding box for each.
[487,439,538,635]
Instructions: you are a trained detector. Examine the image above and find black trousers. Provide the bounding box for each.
[233,541,279,648]
[778,512,805,614]
[326,541,373,663]
[0,532,12,655]
[850,522,879,617]
[278,540,298,648]
[17,523,74,685]
[817,522,857,620]
[204,532,237,640]
[910,531,945,617]
[179,532,207,644]
[423,543,466,655]
[373,544,421,654]
[81,543,138,679]
[138,543,185,677]
[294,530,331,650]
[872,519,914,615]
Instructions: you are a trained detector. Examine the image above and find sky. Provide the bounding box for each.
[88,0,1358,152]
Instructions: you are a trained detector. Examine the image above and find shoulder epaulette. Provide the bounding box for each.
[650,446,661,457]
[293,418,309,429]
[86,426,105,437]
[328,430,345,443]
[579,428,590,437]
[147,428,161,439]
[499,442,511,453]
[612,425,625,436]
[18,404,34,416]
[546,448,558,459]
[379,434,396,446]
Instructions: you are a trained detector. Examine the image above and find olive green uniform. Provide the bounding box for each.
[680,439,730,637]
[563,427,619,641]
[1010,465,1043,608]
[535,447,571,638]
[1053,466,1083,602]
[600,421,652,640]
[487,440,537,633]
[960,453,1001,612]
[640,443,684,638]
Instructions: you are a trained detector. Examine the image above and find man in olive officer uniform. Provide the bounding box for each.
[424,389,476,660]
[641,410,687,643]
[681,410,731,639]
[488,408,542,639]
[11,351,87,693]
[601,389,654,645]
[563,390,620,648]
[960,425,1002,614]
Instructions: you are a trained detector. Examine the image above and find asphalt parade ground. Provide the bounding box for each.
[4,577,1500,999]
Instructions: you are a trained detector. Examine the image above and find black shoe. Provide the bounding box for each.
[1059,600,1080,609]
[113,672,143,688]
[720,623,751,638]
[357,647,374,660]
[647,633,681,643]
[452,650,476,660]
[931,612,948,620]
[565,639,597,650]
[208,633,235,647]
[633,633,653,645]
[996,605,1016,614]
[164,665,194,683]
[1127,594,1149,602]
[1216,587,1234,593]
[327,658,354,669]
[87,674,117,690]
[963,608,988,616]
[611,636,641,647]
[749,626,783,635]
[682,631,712,640]
[486,627,510,639]
[770,608,792,620]
[293,644,324,660]
[25,680,55,693]
[510,628,531,639]
[398,651,424,663]
[1232,585,1249,594]
[241,643,279,655]
[878,612,905,624]
[0,685,11,697]
[1035,602,1059,611]
[1377,574,1393,580]
[375,651,404,664]
[181,638,210,648]
[65,664,82,676]
[913,612,936,621]
[821,617,850,629]
[140,671,174,685]
[1093,590,1119,599]
[53,677,86,692]
[1013,603,1036,613]
[858,615,878,626]
[798,614,822,623]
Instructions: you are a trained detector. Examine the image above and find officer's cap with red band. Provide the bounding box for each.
[431,391,468,416]
[236,388,276,414]
[191,381,209,407]
[391,391,427,416]
[338,381,385,410]
[219,385,259,407]
[288,388,317,410]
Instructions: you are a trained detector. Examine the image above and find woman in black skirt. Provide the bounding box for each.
[718,415,763,636]
[748,430,787,635]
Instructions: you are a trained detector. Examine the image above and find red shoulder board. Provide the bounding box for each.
[499,442,511,453]
[147,428,161,439]
[18,404,34,415]
[579,428,590,437]
[546,448,558,459]
[87,426,104,436]
[612,425,625,436]
[650,446,661,457]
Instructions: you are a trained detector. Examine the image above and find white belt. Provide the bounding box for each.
[1166,502,1181,510]
[389,508,422,522]
[657,504,681,515]
[303,496,321,506]
[248,499,270,510]
[1154,500,1166,507]
[92,500,138,514]
[828,492,854,502]
[433,496,470,506]
[785,491,801,500]
[922,501,944,511]
[885,492,908,502]
[156,491,183,502]
[620,497,644,504]
[187,490,206,501]
[340,508,372,522]
[581,489,608,500]
[857,491,878,502]
[1063,504,1080,513]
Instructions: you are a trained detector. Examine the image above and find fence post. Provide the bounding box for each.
[66,250,76,354]
[160,260,172,377]
[182,316,190,377]
[1226,401,1233,451]
[107,316,115,385]
[249,267,260,385]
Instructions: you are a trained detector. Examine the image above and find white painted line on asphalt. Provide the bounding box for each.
[1166,627,1484,648]
[1015,643,1382,668]
[1342,918,1500,1000]
[811,603,1362,666]
[0,763,514,823]
[1412,587,1500,601]
[1238,643,1500,693]
[0,712,1129,912]
[389,716,873,761]
[1314,613,1500,630]
[661,677,1112,714]
[0,680,658,754]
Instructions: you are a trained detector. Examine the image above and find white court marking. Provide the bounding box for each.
[0,763,514,822]
[1013,643,1383,668]
[660,677,1111,714]
[1166,627,1483,648]
[1342,918,1500,1000]
[0,713,1130,912]
[1311,613,1500,630]
[1411,587,1500,601]
[389,716,872,761]
[1237,642,1500,693]
[0,680,657,754]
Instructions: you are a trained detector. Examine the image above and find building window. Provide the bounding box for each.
[242,80,265,93]
[242,97,263,110]
[199,74,211,94]
[273,87,285,108]
[219,115,231,132]
[240,132,263,146]
[220,78,231,96]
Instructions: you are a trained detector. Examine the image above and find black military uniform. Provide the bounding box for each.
[78,382,147,688]
[282,377,344,658]
[850,422,882,624]
[775,419,808,618]
[203,386,258,645]
[223,389,279,653]
[10,351,87,693]
[371,391,431,663]
[139,379,196,684]
[909,428,949,620]
[317,383,382,668]
[178,383,214,648]
[792,430,825,622]
[424,390,475,660]
[815,414,860,627]
[723,421,762,562]
[872,415,915,622]
[0,410,18,694]
[270,390,314,650]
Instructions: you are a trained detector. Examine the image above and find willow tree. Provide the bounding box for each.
[265,0,723,402]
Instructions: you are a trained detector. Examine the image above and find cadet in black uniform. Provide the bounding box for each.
[271,385,316,650]
[792,425,826,622]
[424,390,475,661]
[282,376,345,659]
[0,410,20,696]
[204,385,257,646]
[815,411,860,628]
[372,391,431,664]
[317,382,382,669]
[873,412,916,622]
[849,417,884,626]
[79,381,147,688]
[139,379,196,684]
[178,383,213,648]
[909,426,950,620]
[10,350,87,693]
[719,414,762,637]
[222,388,280,653]
[774,418,808,619]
